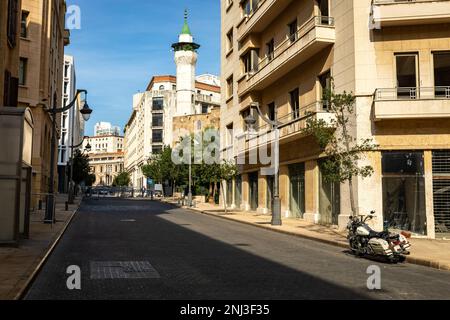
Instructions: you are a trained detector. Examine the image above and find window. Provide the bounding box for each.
[64,64,70,78]
[152,130,163,143]
[395,53,418,99]
[226,28,234,53]
[318,0,330,23]
[3,70,19,107]
[19,58,27,86]
[242,0,259,16]
[226,75,234,98]
[152,146,163,154]
[226,123,234,146]
[152,114,163,127]
[242,49,259,74]
[290,88,300,119]
[267,102,276,121]
[433,52,450,98]
[202,104,209,114]
[319,70,331,109]
[152,97,164,111]
[60,149,66,163]
[64,81,69,94]
[7,0,19,48]
[382,151,426,235]
[20,11,29,38]
[289,163,305,218]
[172,84,176,90]
[288,19,298,43]
[266,38,274,61]
[159,85,165,90]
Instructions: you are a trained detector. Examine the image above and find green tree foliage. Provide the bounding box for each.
[303,83,378,216]
[72,150,91,185]
[113,172,131,187]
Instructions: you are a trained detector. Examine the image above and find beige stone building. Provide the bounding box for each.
[220,0,450,239]
[1,0,22,107]
[17,0,69,208]
[84,126,125,187]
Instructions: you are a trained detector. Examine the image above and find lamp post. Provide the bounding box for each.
[45,89,92,224]
[245,102,282,226]
[68,136,91,204]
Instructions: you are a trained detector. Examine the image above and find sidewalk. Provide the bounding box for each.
[0,194,81,300]
[163,198,450,271]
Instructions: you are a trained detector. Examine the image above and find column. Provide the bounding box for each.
[424,150,436,239]
[279,165,290,218]
[242,173,250,212]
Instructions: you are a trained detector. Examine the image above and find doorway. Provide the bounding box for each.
[249,172,259,211]
[396,53,418,99]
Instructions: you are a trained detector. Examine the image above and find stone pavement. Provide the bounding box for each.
[0,194,81,300]
[162,198,450,271]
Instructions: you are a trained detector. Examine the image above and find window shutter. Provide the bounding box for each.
[7,0,19,48]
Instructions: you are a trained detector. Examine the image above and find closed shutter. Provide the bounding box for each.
[432,151,450,235]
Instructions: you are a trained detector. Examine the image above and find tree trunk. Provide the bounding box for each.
[348,176,356,217]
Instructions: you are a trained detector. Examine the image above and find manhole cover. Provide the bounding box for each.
[90,261,160,279]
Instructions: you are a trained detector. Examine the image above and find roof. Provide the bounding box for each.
[145,75,220,93]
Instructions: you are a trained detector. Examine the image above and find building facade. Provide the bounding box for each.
[220,0,450,239]
[1,0,21,108]
[18,0,69,209]
[124,13,221,190]
[83,124,124,187]
[58,55,84,193]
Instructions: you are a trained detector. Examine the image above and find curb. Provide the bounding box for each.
[13,200,81,300]
[162,199,450,272]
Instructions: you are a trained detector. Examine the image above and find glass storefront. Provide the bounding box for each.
[289,163,305,218]
[382,151,427,235]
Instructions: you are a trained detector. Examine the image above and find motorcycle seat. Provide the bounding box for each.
[369,230,389,239]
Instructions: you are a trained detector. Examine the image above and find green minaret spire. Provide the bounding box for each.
[181,9,191,35]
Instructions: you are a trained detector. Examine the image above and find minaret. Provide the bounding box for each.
[172,10,200,116]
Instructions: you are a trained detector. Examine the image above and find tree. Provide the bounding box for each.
[218,160,239,214]
[85,174,96,187]
[72,150,91,185]
[113,172,130,187]
[303,83,378,217]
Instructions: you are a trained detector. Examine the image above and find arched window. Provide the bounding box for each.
[159,85,165,91]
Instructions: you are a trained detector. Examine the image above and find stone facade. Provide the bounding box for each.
[17,0,69,209]
[220,0,450,239]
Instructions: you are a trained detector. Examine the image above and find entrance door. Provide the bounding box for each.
[249,172,258,211]
[319,165,340,225]
[396,54,418,99]
[235,175,242,209]
[289,163,305,218]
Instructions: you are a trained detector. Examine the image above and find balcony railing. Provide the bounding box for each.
[375,87,450,101]
[248,16,335,79]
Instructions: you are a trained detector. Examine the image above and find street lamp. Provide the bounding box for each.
[44,89,92,224]
[245,102,282,226]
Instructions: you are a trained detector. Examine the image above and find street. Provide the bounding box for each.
[25,199,450,300]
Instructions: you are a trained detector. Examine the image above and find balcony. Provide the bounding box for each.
[195,93,220,105]
[238,16,335,97]
[236,101,335,152]
[371,0,450,28]
[237,0,294,41]
[373,87,450,121]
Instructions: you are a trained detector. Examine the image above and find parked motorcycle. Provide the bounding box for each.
[347,212,412,263]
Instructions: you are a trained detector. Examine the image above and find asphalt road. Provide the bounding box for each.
[25,198,450,300]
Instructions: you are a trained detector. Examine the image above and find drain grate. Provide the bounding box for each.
[90,261,160,279]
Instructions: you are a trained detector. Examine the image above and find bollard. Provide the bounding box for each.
[65,202,69,211]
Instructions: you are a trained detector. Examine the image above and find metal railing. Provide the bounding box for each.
[247,16,335,78]
[255,101,330,132]
[375,86,450,101]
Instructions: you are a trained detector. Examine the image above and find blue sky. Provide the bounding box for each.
[65,0,221,136]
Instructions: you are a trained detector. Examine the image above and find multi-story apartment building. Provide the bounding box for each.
[220,0,450,239]
[124,14,221,190]
[83,124,124,187]
[17,0,69,208]
[58,55,84,193]
[1,0,21,107]
[94,121,121,137]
